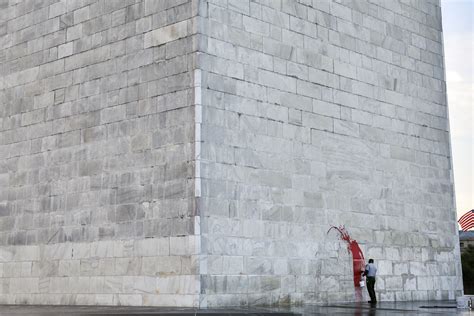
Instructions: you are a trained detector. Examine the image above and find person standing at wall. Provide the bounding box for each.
[363,259,378,304]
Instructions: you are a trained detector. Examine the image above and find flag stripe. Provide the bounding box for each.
[460,215,474,226]
[458,211,474,223]
[460,220,474,231]
[461,222,474,231]
[460,218,474,226]
[460,217,474,226]
[458,210,474,231]
[459,209,473,219]
[459,210,474,223]
[461,219,474,227]
[460,225,474,232]
[459,211,474,222]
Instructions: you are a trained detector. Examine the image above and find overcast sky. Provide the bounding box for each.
[441,0,473,218]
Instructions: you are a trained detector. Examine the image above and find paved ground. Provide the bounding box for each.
[0,301,470,315]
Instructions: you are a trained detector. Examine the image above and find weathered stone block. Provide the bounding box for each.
[144,21,188,48]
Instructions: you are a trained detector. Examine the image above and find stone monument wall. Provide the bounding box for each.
[196,0,463,306]
[0,0,463,307]
[0,0,200,306]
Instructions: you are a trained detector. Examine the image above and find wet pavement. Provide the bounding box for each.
[0,301,470,315]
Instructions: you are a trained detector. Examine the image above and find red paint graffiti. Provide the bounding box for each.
[328,225,365,300]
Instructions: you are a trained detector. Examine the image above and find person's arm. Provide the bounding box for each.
[363,264,368,276]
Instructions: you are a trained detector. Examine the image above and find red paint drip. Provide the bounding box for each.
[328,225,365,299]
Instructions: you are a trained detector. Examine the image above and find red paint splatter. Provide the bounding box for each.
[328,225,365,300]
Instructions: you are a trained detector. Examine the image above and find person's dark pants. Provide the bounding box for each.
[366,276,376,302]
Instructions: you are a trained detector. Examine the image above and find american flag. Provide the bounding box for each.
[458,210,474,231]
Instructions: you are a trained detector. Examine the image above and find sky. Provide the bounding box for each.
[440,0,473,219]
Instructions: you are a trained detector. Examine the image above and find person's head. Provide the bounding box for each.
[368,259,374,263]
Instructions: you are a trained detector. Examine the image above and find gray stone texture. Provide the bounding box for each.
[0,0,462,308]
[0,0,200,307]
[195,0,462,307]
